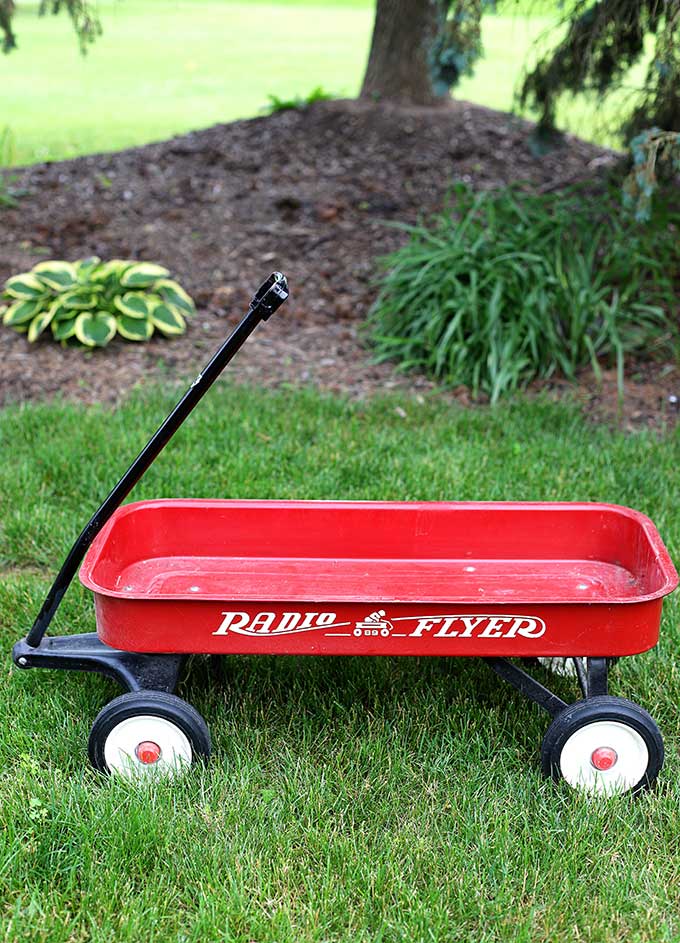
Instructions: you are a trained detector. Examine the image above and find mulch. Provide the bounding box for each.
[1,98,676,429]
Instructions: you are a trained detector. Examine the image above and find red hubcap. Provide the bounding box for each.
[591,746,618,771]
[135,740,162,765]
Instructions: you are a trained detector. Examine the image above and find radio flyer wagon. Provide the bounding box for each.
[12,273,678,795]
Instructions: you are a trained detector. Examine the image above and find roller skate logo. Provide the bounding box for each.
[353,610,393,638]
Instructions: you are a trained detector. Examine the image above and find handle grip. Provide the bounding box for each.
[249,271,289,320]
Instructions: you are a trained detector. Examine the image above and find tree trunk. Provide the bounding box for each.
[360,0,447,106]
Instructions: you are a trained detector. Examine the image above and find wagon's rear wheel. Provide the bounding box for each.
[541,696,663,796]
[89,691,211,779]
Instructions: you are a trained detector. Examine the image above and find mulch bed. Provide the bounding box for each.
[1,98,676,428]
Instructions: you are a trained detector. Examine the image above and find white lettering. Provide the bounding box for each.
[405,614,547,641]
[213,610,340,636]
[275,612,301,633]
[213,611,249,635]
[433,617,458,637]
[250,612,276,634]
[478,617,510,638]
[512,617,545,638]
[458,617,485,638]
[213,610,546,641]
[410,618,439,637]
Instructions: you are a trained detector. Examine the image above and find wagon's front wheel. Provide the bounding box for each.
[541,696,663,796]
[89,691,211,779]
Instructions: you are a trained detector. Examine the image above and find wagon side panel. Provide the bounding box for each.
[94,595,663,657]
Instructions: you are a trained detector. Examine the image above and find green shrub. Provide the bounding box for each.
[1,258,195,348]
[368,185,680,402]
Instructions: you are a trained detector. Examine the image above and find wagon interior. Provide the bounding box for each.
[82,500,673,604]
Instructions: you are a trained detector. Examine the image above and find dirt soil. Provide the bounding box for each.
[1,98,677,429]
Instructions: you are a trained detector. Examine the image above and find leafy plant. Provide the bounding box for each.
[429,0,488,96]
[1,258,195,347]
[515,0,680,141]
[624,128,680,221]
[368,184,679,402]
[263,86,334,114]
[2,0,101,54]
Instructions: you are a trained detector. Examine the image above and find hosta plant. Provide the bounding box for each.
[1,258,195,347]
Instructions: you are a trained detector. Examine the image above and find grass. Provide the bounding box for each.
[1,383,680,941]
[2,1,641,167]
[2,0,374,166]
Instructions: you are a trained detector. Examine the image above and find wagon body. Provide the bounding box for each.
[79,499,678,658]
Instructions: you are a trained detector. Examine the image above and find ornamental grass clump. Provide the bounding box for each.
[369,185,680,402]
[1,258,195,347]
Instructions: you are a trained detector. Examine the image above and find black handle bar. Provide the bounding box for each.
[24,272,289,648]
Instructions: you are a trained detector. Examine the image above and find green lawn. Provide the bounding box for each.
[1,385,679,941]
[2,0,375,166]
[2,0,635,167]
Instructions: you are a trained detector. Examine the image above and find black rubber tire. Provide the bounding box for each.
[88,690,211,776]
[541,695,663,796]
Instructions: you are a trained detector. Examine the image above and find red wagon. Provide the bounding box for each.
[13,274,678,796]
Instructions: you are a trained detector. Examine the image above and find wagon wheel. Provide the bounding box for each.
[88,691,211,779]
[541,696,663,796]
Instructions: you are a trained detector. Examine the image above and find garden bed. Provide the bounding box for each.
[1,98,677,428]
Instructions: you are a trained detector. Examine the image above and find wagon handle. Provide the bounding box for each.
[24,272,289,648]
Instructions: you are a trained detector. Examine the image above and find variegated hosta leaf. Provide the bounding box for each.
[62,289,99,310]
[75,256,102,282]
[155,279,195,314]
[32,260,78,292]
[50,299,74,321]
[3,257,192,347]
[116,314,154,342]
[52,317,78,341]
[120,262,170,288]
[4,273,46,299]
[90,259,133,282]
[3,298,46,325]
[150,302,186,335]
[74,311,117,347]
[113,292,149,319]
[27,308,57,342]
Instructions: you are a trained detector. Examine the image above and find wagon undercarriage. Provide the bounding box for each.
[12,631,607,708]
[12,633,664,796]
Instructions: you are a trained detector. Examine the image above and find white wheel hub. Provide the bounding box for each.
[559,719,649,795]
[104,714,193,779]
